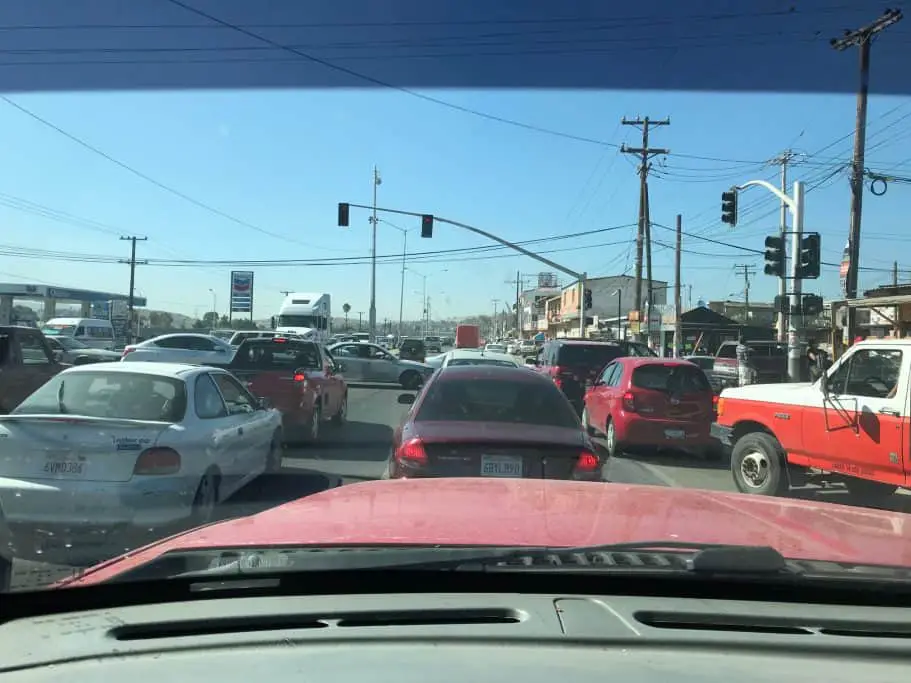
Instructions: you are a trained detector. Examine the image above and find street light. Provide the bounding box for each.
[368,166,382,340]
[614,289,622,341]
[406,266,447,337]
[379,219,410,344]
[208,288,217,325]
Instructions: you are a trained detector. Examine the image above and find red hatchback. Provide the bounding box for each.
[582,357,721,460]
[385,365,603,481]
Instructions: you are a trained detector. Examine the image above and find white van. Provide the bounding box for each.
[41,317,116,350]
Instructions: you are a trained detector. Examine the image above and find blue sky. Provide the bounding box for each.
[0,87,909,321]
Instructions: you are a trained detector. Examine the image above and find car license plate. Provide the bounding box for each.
[43,453,85,476]
[480,454,523,478]
[664,429,686,440]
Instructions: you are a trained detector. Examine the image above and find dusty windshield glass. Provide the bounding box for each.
[0,2,908,595]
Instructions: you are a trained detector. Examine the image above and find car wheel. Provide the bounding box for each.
[605,418,621,458]
[400,370,422,390]
[265,430,284,473]
[332,393,348,426]
[190,470,220,526]
[730,431,789,496]
[308,404,322,442]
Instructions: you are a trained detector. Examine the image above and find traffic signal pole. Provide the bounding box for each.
[736,178,806,382]
[339,201,588,338]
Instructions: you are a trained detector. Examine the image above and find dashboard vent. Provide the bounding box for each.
[112,609,521,641]
[636,611,911,638]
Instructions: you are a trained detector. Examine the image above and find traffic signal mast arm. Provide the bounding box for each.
[735,179,796,211]
[338,201,588,337]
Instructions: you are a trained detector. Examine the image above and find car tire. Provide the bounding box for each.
[265,430,284,473]
[332,393,348,426]
[308,404,322,443]
[605,417,621,458]
[400,371,422,390]
[190,470,220,527]
[730,431,789,496]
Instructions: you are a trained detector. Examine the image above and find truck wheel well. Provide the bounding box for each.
[731,420,775,444]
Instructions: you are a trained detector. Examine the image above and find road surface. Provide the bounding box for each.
[9,382,904,590]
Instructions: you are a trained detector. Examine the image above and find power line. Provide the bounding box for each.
[0,95,339,251]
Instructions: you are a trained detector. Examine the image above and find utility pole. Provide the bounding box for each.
[735,264,757,323]
[358,311,364,331]
[769,149,798,342]
[118,235,147,345]
[621,116,670,341]
[894,260,899,286]
[831,8,902,343]
[280,290,292,296]
[368,166,382,341]
[673,214,682,358]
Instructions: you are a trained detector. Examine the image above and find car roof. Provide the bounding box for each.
[617,356,699,367]
[445,349,518,363]
[551,339,621,347]
[433,364,549,383]
[62,361,207,378]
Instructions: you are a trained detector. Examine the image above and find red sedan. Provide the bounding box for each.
[384,365,603,481]
[582,357,721,460]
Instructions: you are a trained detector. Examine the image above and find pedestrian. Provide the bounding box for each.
[735,331,755,387]
[806,339,823,383]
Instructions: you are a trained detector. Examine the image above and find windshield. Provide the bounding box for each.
[277,315,316,328]
[2,2,909,599]
[14,371,187,422]
[41,325,76,336]
[416,377,579,429]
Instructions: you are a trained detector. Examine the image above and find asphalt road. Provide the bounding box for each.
[10,382,908,590]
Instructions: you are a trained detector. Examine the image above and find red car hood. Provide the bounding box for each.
[61,479,911,587]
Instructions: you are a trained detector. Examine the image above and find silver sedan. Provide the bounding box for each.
[327,342,433,389]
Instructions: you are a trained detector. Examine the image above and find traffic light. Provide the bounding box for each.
[721,188,738,226]
[583,288,593,310]
[337,202,350,227]
[764,235,785,277]
[802,294,824,317]
[421,214,434,238]
[796,232,821,279]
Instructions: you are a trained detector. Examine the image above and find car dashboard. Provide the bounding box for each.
[0,591,907,682]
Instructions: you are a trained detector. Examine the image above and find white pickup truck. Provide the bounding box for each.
[713,338,907,504]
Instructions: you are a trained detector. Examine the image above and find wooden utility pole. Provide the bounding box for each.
[673,214,682,358]
[621,116,670,339]
[118,235,147,344]
[894,261,899,286]
[735,264,757,323]
[831,8,902,342]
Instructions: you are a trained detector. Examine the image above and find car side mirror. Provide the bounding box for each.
[52,350,64,362]
[258,396,273,410]
[397,393,416,405]
[524,357,537,366]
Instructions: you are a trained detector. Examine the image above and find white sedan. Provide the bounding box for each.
[121,333,234,365]
[433,348,526,369]
[0,362,283,566]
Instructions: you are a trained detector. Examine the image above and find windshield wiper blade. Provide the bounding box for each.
[124,542,791,583]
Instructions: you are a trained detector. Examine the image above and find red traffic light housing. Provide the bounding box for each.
[421,214,434,238]
[338,203,350,227]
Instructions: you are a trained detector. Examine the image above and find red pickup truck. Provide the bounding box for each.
[0,326,65,414]
[225,336,348,444]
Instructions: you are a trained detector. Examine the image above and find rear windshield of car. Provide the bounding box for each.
[14,371,187,422]
[234,341,321,370]
[632,364,711,393]
[401,340,425,349]
[448,358,516,368]
[555,344,623,368]
[416,377,579,429]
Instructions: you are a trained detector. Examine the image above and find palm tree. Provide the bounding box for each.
[342,302,351,331]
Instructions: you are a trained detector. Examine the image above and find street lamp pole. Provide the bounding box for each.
[369,166,381,341]
[615,289,622,341]
[399,230,407,343]
[208,288,217,325]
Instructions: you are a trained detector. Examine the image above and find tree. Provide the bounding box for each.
[342,302,351,331]
[148,311,173,328]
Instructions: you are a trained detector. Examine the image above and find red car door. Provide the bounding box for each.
[586,362,621,432]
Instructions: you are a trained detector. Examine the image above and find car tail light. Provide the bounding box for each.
[133,447,181,476]
[395,438,428,465]
[715,396,724,417]
[622,390,637,412]
[575,450,599,470]
[550,365,564,388]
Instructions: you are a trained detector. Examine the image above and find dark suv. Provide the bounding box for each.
[534,339,656,413]
[399,337,427,363]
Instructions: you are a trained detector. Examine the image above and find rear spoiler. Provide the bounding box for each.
[0,413,175,428]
